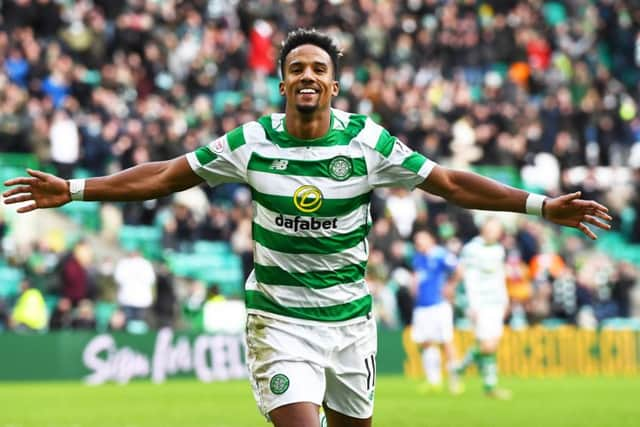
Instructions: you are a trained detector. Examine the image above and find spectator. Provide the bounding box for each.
[231,217,253,281]
[113,249,156,323]
[72,299,97,330]
[60,240,94,306]
[49,297,73,330]
[49,109,80,179]
[162,202,198,251]
[152,264,177,328]
[0,298,9,332]
[0,211,6,254]
[611,261,638,318]
[25,240,60,293]
[197,205,232,241]
[108,309,127,332]
[10,280,47,333]
[202,285,246,334]
[393,268,414,328]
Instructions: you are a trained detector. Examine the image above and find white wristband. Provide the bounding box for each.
[525,193,546,217]
[68,179,86,201]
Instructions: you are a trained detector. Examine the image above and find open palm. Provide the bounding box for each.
[2,169,71,213]
[544,191,611,240]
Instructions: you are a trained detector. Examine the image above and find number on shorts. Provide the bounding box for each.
[364,354,376,390]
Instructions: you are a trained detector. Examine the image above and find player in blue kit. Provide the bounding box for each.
[411,230,462,394]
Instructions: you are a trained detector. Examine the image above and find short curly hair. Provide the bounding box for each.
[278,28,342,79]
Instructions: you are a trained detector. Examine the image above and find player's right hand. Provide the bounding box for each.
[2,169,71,213]
[544,191,611,240]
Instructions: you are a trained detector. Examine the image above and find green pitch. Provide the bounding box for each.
[1,376,637,427]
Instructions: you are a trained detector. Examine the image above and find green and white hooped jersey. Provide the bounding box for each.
[460,236,508,308]
[186,109,436,324]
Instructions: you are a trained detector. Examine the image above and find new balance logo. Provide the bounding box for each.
[270,159,288,170]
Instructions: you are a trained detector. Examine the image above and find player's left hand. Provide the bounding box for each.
[544,191,611,240]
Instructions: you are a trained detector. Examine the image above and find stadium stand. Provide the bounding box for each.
[0,0,639,334]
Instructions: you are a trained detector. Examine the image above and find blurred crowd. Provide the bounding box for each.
[1,0,640,334]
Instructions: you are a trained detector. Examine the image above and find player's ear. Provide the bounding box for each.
[331,80,339,97]
[279,80,285,96]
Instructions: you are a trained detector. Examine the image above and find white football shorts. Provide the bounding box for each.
[245,313,377,420]
[470,306,506,341]
[411,301,454,344]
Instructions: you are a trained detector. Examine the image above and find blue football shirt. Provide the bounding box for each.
[413,246,457,307]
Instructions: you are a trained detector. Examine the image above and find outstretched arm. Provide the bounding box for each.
[2,156,203,213]
[418,165,611,240]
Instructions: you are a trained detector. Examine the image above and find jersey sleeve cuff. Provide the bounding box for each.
[418,159,437,180]
[186,152,211,183]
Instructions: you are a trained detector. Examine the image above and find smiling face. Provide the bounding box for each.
[280,44,339,115]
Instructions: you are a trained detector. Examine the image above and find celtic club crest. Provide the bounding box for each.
[328,156,353,181]
[270,373,290,395]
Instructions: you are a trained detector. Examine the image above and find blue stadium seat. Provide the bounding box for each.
[267,77,283,106]
[60,201,101,231]
[126,319,149,334]
[455,317,472,331]
[541,318,569,329]
[470,165,522,188]
[0,166,26,187]
[595,232,640,264]
[43,294,59,317]
[118,225,163,260]
[601,318,640,331]
[0,266,24,298]
[72,168,93,179]
[166,250,244,296]
[94,302,117,332]
[193,240,231,255]
[0,152,39,169]
[213,91,243,114]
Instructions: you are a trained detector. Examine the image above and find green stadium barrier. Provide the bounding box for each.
[2,327,640,383]
[0,329,247,383]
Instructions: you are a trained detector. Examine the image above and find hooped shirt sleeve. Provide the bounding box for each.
[185,123,254,186]
[359,117,437,189]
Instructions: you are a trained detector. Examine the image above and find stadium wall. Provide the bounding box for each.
[1,327,639,382]
[404,327,640,377]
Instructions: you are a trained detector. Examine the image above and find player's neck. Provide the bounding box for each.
[284,108,331,140]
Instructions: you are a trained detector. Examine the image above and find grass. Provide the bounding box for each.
[0,376,638,427]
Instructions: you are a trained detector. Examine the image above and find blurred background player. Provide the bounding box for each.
[456,217,511,399]
[411,230,461,394]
